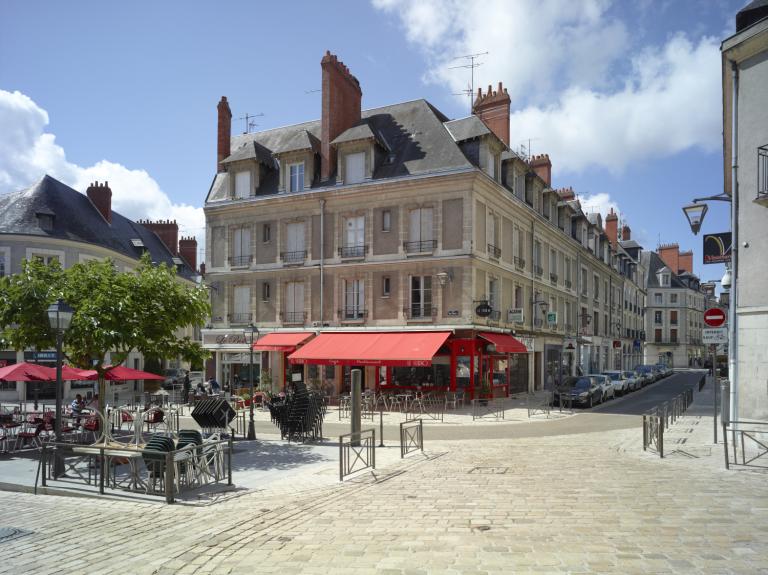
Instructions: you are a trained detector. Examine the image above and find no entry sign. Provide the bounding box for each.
[704,308,726,328]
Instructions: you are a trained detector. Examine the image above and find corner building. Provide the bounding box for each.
[202,52,647,398]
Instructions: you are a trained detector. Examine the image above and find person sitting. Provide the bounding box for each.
[70,394,85,424]
[210,378,221,395]
[197,380,206,396]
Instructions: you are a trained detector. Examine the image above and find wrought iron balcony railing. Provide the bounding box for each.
[281,311,306,324]
[550,273,558,285]
[514,257,526,270]
[487,243,501,259]
[281,250,307,265]
[339,307,367,321]
[758,145,768,204]
[534,265,543,277]
[403,240,437,254]
[227,312,252,324]
[403,306,437,320]
[565,279,572,289]
[228,255,252,267]
[339,244,367,259]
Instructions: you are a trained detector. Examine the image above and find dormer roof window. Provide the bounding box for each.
[36,211,54,231]
[289,162,305,192]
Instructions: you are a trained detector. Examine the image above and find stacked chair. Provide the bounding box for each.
[266,382,326,443]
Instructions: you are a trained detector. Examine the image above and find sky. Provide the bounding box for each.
[0,0,744,286]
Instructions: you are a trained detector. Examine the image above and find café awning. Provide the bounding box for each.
[288,331,451,367]
[478,332,529,354]
[253,332,315,352]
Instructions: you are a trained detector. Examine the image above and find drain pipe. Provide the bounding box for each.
[728,61,739,424]
[320,199,325,328]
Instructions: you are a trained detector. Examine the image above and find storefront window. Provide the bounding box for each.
[456,356,471,393]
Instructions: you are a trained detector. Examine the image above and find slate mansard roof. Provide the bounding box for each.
[207,99,476,202]
[0,175,196,280]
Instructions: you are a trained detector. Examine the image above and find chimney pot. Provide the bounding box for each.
[217,96,232,173]
[86,181,112,224]
[321,51,362,182]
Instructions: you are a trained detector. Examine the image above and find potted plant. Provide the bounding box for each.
[479,374,492,405]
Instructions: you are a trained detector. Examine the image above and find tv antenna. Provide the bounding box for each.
[448,51,488,113]
[236,112,264,134]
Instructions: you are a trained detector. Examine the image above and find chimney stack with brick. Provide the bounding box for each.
[86,181,112,223]
[529,154,552,187]
[558,186,575,201]
[217,96,232,173]
[604,208,619,246]
[179,236,198,272]
[472,82,511,145]
[622,223,631,241]
[321,51,362,181]
[679,250,693,275]
[138,219,179,256]
[658,243,680,275]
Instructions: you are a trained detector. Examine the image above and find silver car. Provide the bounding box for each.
[587,374,614,402]
[602,371,629,396]
[622,371,641,391]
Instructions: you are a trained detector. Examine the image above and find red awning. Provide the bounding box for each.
[478,332,528,354]
[288,331,451,367]
[253,332,315,352]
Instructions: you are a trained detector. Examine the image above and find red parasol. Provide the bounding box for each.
[83,365,165,381]
[0,362,55,382]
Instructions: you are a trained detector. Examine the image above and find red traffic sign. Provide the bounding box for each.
[704,308,726,327]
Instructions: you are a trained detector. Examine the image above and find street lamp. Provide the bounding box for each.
[682,203,709,235]
[46,298,74,477]
[244,323,259,440]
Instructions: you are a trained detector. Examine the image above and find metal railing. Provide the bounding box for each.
[339,429,375,481]
[400,419,424,458]
[565,279,572,289]
[472,398,505,421]
[723,420,768,470]
[642,387,694,458]
[339,244,367,258]
[514,257,526,270]
[550,273,558,284]
[758,144,768,202]
[527,392,551,418]
[534,265,543,277]
[487,243,501,259]
[403,306,437,320]
[339,307,367,321]
[227,312,251,324]
[281,250,307,264]
[404,240,437,254]
[404,393,444,422]
[281,311,306,324]
[228,255,252,267]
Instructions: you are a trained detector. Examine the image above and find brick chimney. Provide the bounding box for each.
[679,250,693,275]
[621,223,631,241]
[558,186,575,201]
[472,82,510,145]
[604,208,619,246]
[321,51,362,181]
[179,236,198,271]
[217,96,232,173]
[86,181,112,223]
[529,154,552,187]
[658,243,680,275]
[138,219,179,255]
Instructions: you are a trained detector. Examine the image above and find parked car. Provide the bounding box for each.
[655,363,672,377]
[162,367,187,390]
[555,376,603,408]
[622,370,641,392]
[602,370,630,396]
[634,365,657,385]
[587,373,614,402]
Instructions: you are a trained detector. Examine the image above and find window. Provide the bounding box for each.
[407,207,433,252]
[604,280,609,304]
[485,152,496,179]
[289,162,304,192]
[232,286,250,323]
[261,282,271,302]
[344,215,365,255]
[549,249,557,276]
[487,213,500,256]
[234,171,251,199]
[30,252,60,266]
[670,328,678,343]
[670,294,678,304]
[514,285,523,309]
[655,293,663,305]
[382,276,391,297]
[543,196,551,218]
[0,249,7,277]
[232,227,251,266]
[670,310,678,325]
[344,279,365,319]
[655,311,663,324]
[285,222,305,262]
[655,328,662,343]
[263,223,271,243]
[515,227,524,260]
[37,213,54,231]
[285,282,304,322]
[515,170,525,200]
[382,210,391,232]
[533,240,542,267]
[410,276,432,318]
[565,301,571,328]
[345,152,365,184]
[488,278,498,311]
[581,268,588,296]
[594,274,600,300]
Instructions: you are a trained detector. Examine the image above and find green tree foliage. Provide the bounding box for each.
[0,254,210,413]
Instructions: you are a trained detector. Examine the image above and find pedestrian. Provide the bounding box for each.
[183,372,191,402]
[210,378,221,395]
[70,393,85,424]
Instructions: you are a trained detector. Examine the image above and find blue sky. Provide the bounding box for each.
[0,0,743,284]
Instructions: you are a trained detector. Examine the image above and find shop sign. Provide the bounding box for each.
[447,310,460,316]
[613,340,621,349]
[23,351,57,361]
[516,336,534,352]
[563,338,576,351]
[203,333,249,346]
[546,312,558,325]
[703,232,732,264]
[507,308,524,323]
[475,303,493,317]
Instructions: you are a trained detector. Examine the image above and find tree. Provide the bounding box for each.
[0,254,210,415]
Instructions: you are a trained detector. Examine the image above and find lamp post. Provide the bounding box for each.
[46,298,74,477]
[682,192,736,424]
[244,323,259,440]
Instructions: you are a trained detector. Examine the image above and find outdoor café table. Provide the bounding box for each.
[68,442,147,492]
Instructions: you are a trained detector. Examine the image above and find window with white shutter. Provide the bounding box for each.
[345,152,365,184]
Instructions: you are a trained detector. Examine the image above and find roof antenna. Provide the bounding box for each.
[236,112,264,134]
[448,51,489,114]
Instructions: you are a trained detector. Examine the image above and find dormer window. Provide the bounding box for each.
[485,152,496,179]
[345,152,365,184]
[36,212,54,231]
[234,171,251,199]
[658,273,671,287]
[289,162,305,192]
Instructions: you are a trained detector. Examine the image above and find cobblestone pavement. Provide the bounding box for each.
[2,417,767,575]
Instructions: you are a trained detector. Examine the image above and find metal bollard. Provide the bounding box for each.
[379,407,384,447]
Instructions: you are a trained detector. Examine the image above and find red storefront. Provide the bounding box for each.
[287,330,528,399]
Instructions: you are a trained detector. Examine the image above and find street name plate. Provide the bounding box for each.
[703,327,728,344]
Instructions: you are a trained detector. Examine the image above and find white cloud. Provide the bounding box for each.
[0,89,204,259]
[372,0,721,173]
[578,192,620,220]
